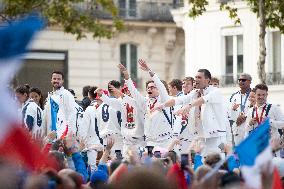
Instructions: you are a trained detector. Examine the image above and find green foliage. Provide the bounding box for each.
[220,2,241,25]
[188,0,284,33]
[188,0,208,18]
[0,0,124,39]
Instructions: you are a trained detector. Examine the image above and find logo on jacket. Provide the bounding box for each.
[125,103,135,129]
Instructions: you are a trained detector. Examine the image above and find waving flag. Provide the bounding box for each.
[0,16,56,171]
[235,119,282,189]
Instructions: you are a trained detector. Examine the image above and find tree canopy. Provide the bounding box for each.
[0,0,124,39]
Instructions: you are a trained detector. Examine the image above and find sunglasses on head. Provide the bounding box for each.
[238,79,247,82]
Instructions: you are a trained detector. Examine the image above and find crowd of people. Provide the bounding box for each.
[5,59,284,189]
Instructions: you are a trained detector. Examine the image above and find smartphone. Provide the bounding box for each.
[190,150,195,164]
[154,151,161,158]
[181,154,189,169]
[146,146,154,157]
[218,142,225,152]
[115,150,123,160]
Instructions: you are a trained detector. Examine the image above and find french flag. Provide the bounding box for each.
[235,119,283,189]
[0,16,56,171]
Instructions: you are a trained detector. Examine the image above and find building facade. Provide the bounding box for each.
[14,0,185,98]
[171,0,284,109]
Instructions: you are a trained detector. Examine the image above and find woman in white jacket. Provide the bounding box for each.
[15,85,43,135]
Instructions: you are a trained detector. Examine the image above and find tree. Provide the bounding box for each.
[188,0,284,84]
[0,0,124,39]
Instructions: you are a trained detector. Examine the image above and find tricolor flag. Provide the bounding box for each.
[235,119,283,189]
[0,16,56,171]
[49,95,68,139]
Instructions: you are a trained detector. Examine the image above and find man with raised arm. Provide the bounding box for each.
[122,59,173,148]
[97,68,145,155]
[154,69,229,154]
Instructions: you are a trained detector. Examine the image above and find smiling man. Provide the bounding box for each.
[229,73,252,145]
[245,84,284,140]
[44,71,78,137]
[154,69,229,155]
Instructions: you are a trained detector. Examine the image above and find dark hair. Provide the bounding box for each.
[30,87,44,109]
[51,71,64,80]
[169,79,183,91]
[146,80,154,89]
[108,80,121,93]
[198,69,211,80]
[15,84,30,95]
[82,85,91,97]
[254,84,268,92]
[251,88,256,93]
[88,86,98,100]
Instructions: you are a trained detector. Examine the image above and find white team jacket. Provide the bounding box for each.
[21,99,44,134]
[245,103,284,139]
[125,74,173,142]
[101,93,144,140]
[229,90,251,144]
[44,86,78,135]
[95,102,123,140]
[78,101,103,149]
[175,86,228,139]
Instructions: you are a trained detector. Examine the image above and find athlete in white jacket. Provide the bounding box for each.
[95,81,124,156]
[15,85,43,135]
[78,86,103,170]
[44,71,78,136]
[124,59,173,149]
[155,69,228,155]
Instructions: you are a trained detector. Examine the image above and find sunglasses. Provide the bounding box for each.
[238,79,247,82]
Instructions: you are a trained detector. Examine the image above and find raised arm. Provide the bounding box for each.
[96,87,122,111]
[138,59,170,102]
[118,63,146,109]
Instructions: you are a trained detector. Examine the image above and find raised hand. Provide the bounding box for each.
[106,137,115,151]
[108,84,123,97]
[118,63,129,80]
[138,59,150,71]
[94,88,104,98]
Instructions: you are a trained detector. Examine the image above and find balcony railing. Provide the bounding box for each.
[74,1,184,22]
[266,72,284,85]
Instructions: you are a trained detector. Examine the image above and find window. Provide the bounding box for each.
[13,51,67,98]
[120,44,137,83]
[268,31,282,84]
[224,35,243,85]
[119,0,137,18]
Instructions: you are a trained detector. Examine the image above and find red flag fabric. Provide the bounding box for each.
[167,163,187,189]
[272,167,283,189]
[0,124,57,171]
